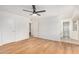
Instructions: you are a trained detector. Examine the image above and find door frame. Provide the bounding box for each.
[63,21,70,39]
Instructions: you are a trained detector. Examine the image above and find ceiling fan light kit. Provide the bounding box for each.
[32,14,37,16]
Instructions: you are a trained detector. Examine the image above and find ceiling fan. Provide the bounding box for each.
[23,5,46,16]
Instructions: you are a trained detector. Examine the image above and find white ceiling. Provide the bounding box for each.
[0,5,79,18]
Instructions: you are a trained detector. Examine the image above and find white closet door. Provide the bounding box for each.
[63,22,70,39]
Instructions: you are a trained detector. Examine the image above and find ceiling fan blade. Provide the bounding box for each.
[36,10,46,13]
[23,9,32,12]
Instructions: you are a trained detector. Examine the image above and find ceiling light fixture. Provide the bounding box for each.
[32,14,37,16]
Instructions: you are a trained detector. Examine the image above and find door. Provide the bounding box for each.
[63,22,70,39]
[29,23,32,37]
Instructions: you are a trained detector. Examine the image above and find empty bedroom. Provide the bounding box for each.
[0,5,79,54]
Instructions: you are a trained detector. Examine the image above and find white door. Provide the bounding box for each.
[63,22,70,39]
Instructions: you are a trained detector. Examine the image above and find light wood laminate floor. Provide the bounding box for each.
[0,37,79,54]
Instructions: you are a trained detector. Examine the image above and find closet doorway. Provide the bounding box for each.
[63,22,70,39]
[29,23,32,37]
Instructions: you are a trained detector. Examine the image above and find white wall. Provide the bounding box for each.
[0,11,29,45]
[70,20,79,40]
[32,15,79,41]
[78,20,79,40]
[60,18,72,39]
[32,16,61,40]
[60,17,79,40]
[0,5,79,45]
[31,16,39,37]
